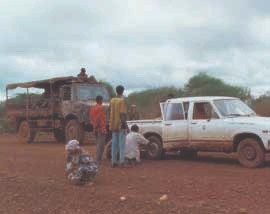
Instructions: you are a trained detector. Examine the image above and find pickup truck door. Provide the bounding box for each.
[189,101,230,151]
[162,102,189,149]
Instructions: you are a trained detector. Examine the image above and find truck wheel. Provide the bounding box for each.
[65,119,84,144]
[53,129,65,142]
[18,121,35,143]
[147,135,163,160]
[237,138,265,168]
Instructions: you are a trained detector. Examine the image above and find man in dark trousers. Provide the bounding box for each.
[90,96,107,165]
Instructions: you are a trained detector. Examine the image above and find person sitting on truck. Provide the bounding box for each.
[77,68,88,82]
[125,124,149,165]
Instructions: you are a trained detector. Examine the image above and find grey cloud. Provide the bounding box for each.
[1,0,270,99]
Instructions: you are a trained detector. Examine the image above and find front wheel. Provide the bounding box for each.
[147,135,163,160]
[237,138,265,168]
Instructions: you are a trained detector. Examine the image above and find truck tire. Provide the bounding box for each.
[65,119,84,144]
[147,135,163,160]
[18,120,35,143]
[53,129,65,142]
[237,138,265,168]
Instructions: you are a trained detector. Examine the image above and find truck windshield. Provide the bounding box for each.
[77,85,110,101]
[214,99,255,117]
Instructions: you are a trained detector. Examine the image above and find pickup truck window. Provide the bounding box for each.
[77,85,110,101]
[193,102,218,120]
[214,99,255,117]
[165,103,185,121]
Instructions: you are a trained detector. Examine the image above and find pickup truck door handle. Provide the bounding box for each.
[164,123,172,126]
[191,122,197,125]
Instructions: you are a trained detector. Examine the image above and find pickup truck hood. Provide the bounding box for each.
[225,116,270,126]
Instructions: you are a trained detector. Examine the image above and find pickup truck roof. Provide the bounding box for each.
[167,96,238,103]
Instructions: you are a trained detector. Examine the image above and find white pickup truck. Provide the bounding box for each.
[127,96,270,168]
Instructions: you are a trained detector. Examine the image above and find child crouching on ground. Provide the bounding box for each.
[125,124,149,165]
[65,140,98,185]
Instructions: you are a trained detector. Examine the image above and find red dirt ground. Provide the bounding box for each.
[1,134,270,214]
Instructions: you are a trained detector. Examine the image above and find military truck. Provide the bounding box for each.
[5,76,111,143]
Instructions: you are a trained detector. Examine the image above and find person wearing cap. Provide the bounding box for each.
[109,85,128,167]
[65,140,98,185]
[77,68,88,81]
[90,95,107,165]
[125,124,149,164]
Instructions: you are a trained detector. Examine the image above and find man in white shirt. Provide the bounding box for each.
[125,124,149,164]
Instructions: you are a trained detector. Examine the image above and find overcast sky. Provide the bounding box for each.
[1,0,270,98]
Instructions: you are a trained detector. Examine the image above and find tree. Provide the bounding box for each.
[127,87,183,118]
[252,91,270,116]
[0,102,4,118]
[99,80,116,97]
[184,72,250,99]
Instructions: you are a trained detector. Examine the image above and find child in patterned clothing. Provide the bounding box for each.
[65,140,98,185]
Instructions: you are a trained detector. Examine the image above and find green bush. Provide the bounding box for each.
[183,72,250,99]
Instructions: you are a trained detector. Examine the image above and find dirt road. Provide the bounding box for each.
[1,134,270,214]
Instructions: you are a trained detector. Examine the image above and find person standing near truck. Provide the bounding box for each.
[128,104,139,120]
[109,85,128,168]
[90,95,107,165]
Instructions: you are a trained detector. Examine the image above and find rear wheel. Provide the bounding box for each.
[147,135,163,160]
[53,129,65,142]
[237,138,265,168]
[18,121,35,143]
[65,119,84,144]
